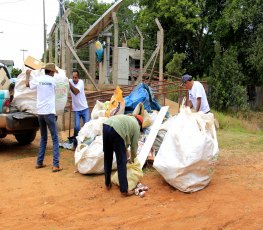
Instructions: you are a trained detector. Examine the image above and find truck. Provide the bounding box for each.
[0,62,39,144]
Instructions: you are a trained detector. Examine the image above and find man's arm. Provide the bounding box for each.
[196,97,201,111]
[69,81,80,95]
[130,130,140,161]
[25,69,31,87]
[187,100,193,109]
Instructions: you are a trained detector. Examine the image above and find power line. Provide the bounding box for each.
[0,0,28,5]
[68,5,100,17]
[0,18,39,27]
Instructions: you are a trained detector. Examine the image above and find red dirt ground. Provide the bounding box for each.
[0,129,263,230]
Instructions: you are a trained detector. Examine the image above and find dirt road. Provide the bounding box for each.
[0,131,263,230]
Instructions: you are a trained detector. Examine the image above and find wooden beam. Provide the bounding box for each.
[55,26,58,66]
[155,18,164,82]
[137,106,169,168]
[136,26,144,78]
[135,45,160,85]
[112,12,118,86]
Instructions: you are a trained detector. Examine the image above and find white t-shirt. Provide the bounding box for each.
[188,81,210,113]
[69,79,88,111]
[30,75,56,115]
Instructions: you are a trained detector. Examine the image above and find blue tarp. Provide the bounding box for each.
[124,83,161,113]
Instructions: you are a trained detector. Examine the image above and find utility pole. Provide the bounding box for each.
[43,0,47,63]
[20,49,28,62]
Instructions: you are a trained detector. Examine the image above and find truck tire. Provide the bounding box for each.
[14,130,37,145]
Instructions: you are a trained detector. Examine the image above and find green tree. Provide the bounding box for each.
[11,68,22,78]
[248,24,263,85]
[165,52,186,77]
[209,43,247,112]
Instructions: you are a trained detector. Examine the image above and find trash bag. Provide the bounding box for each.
[76,135,117,174]
[124,83,161,113]
[105,86,125,117]
[91,100,107,120]
[111,157,143,190]
[153,105,219,193]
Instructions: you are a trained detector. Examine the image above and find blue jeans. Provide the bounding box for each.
[37,114,60,167]
[73,108,90,146]
[103,124,128,193]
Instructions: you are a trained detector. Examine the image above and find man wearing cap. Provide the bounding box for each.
[26,63,62,172]
[181,74,210,114]
[102,114,143,197]
[69,69,90,149]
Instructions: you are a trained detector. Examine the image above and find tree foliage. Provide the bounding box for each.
[209,43,247,111]
[11,68,22,78]
[61,0,263,111]
[165,52,186,77]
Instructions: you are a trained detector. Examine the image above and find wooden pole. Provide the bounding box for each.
[155,18,163,83]
[60,17,66,69]
[48,24,57,63]
[136,26,144,79]
[89,43,96,82]
[112,12,119,86]
[55,27,58,66]
[135,46,160,85]
[155,18,164,104]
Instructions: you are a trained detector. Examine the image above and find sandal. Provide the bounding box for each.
[52,166,63,172]
[35,164,46,169]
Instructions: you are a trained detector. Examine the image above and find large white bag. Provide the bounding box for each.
[91,100,107,120]
[75,117,118,174]
[76,135,117,174]
[13,69,69,115]
[153,106,219,193]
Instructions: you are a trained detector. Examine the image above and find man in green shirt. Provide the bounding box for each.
[103,114,143,197]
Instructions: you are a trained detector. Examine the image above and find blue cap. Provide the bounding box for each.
[180,74,192,85]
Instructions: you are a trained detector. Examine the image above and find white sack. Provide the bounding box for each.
[153,106,219,193]
[13,69,69,115]
[54,69,69,115]
[91,100,107,120]
[75,135,117,174]
[13,70,41,114]
[76,117,108,146]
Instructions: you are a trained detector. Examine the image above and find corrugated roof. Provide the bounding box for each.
[75,0,123,49]
[0,60,14,66]
[129,49,143,60]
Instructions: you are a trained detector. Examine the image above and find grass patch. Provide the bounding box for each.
[217,129,263,152]
[215,110,263,155]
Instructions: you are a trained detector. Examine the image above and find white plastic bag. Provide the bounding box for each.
[153,106,219,193]
[54,69,69,115]
[111,157,143,190]
[76,117,108,146]
[13,68,68,115]
[91,100,107,120]
[13,70,41,114]
[75,135,117,174]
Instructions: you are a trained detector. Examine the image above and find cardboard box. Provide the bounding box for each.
[24,56,44,70]
[0,67,10,90]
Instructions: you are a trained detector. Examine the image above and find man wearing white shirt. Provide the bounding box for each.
[69,69,90,148]
[26,63,62,172]
[181,74,210,114]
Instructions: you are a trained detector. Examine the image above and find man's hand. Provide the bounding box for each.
[25,69,31,87]
[26,69,32,76]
